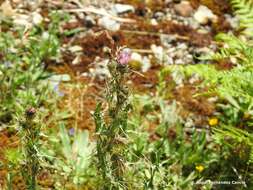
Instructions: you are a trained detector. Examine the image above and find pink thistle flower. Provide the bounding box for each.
[117,48,131,65]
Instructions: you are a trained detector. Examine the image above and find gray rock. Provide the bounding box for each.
[154,12,165,20]
[224,14,239,29]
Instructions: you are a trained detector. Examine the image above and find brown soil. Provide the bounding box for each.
[130,66,159,93]
[215,58,234,70]
[59,76,102,132]
[121,20,213,47]
[174,84,215,117]
[57,0,233,76]
[190,0,231,15]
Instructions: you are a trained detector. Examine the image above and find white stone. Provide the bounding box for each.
[90,58,110,79]
[168,47,176,54]
[32,12,43,25]
[13,14,31,27]
[166,57,174,65]
[98,16,120,31]
[113,4,135,14]
[177,43,188,50]
[72,55,81,65]
[194,5,218,25]
[150,18,158,26]
[171,69,184,85]
[131,52,142,62]
[175,59,184,65]
[42,32,49,39]
[142,56,151,72]
[69,45,83,53]
[49,74,71,82]
[151,44,164,61]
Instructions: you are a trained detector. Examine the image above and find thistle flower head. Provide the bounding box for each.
[116,48,131,65]
[25,107,36,119]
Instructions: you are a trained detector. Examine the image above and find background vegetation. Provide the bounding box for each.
[0,0,252,189]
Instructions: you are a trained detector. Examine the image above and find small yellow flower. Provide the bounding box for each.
[243,112,251,120]
[209,118,218,126]
[196,165,204,173]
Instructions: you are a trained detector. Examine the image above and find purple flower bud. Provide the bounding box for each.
[53,84,64,97]
[117,48,131,65]
[69,128,75,136]
[25,107,36,119]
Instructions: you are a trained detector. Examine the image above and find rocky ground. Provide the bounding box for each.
[52,0,235,130]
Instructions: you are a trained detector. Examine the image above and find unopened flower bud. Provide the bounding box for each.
[25,107,36,119]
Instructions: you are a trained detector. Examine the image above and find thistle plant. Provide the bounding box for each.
[93,47,131,189]
[20,107,40,190]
